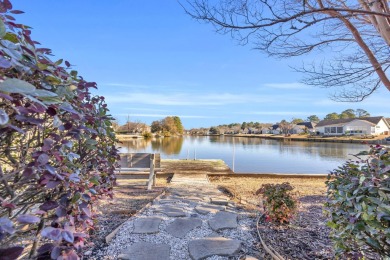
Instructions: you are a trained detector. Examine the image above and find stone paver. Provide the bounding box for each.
[208,211,237,231]
[156,205,186,217]
[101,161,257,260]
[133,217,162,234]
[210,197,229,205]
[195,204,226,215]
[166,218,202,238]
[188,237,241,260]
[157,199,181,204]
[118,242,170,260]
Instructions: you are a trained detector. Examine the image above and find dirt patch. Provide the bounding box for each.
[209,175,334,259]
[162,159,233,174]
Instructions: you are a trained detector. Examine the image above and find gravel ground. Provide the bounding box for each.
[89,190,258,260]
[210,176,335,259]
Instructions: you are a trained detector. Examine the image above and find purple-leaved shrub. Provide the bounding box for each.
[326,144,390,258]
[0,1,119,259]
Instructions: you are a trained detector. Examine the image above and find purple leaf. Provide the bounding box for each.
[3,0,12,10]
[15,115,45,125]
[64,122,73,130]
[0,217,14,234]
[37,243,54,254]
[46,180,60,189]
[0,3,6,13]
[10,10,24,14]
[0,56,11,69]
[41,227,62,241]
[45,164,56,174]
[26,103,46,113]
[78,202,88,209]
[65,60,71,67]
[55,207,67,217]
[23,167,34,178]
[0,93,13,101]
[7,124,25,134]
[59,103,79,115]
[85,82,97,89]
[42,138,54,152]
[60,250,79,260]
[46,106,57,116]
[50,246,61,259]
[1,202,16,209]
[16,214,40,224]
[82,194,91,201]
[4,14,15,21]
[62,230,74,243]
[0,109,9,125]
[37,153,49,165]
[82,207,91,217]
[69,173,80,183]
[32,210,46,215]
[0,246,24,260]
[39,201,59,211]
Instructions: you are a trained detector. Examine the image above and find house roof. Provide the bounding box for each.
[316,116,384,127]
[272,124,279,130]
[297,122,316,129]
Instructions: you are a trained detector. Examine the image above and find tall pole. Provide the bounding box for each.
[232,137,235,172]
[127,115,130,133]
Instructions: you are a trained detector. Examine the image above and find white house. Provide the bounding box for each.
[291,122,317,134]
[271,124,281,134]
[291,125,305,134]
[261,128,271,134]
[316,116,390,136]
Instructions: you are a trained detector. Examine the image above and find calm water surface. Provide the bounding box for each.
[118,136,368,174]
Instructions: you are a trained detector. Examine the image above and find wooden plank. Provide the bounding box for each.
[154,153,161,168]
[118,153,161,168]
[147,154,155,190]
[129,153,151,168]
[115,168,162,172]
[116,153,162,190]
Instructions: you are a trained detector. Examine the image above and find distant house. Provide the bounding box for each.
[291,125,305,134]
[316,116,390,136]
[271,124,281,134]
[261,128,271,134]
[292,122,317,134]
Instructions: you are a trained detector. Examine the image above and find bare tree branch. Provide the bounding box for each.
[181,0,390,101]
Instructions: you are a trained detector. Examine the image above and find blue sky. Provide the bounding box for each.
[11,1,390,129]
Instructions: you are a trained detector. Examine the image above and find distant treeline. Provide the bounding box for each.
[188,109,371,134]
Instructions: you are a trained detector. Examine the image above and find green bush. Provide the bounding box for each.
[256,182,298,224]
[326,145,390,258]
[143,132,152,138]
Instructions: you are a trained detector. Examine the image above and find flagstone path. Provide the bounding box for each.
[95,161,259,260]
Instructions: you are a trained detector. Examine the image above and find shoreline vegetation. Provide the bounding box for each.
[116,133,389,144]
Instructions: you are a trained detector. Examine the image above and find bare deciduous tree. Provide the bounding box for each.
[182,0,390,101]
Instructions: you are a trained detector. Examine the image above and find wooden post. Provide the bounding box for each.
[147,154,155,190]
[232,138,235,173]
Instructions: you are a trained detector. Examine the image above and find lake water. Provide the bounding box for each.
[117,135,368,174]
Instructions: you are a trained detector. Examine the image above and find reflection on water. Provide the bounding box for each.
[118,136,367,174]
[119,136,184,155]
[150,137,184,155]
